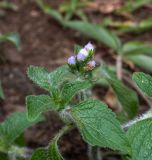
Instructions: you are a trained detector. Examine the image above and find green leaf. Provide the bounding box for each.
[36,0,64,25]
[127,118,152,160]
[71,99,130,153]
[27,65,74,92]
[27,65,50,91]
[0,112,44,145]
[65,20,122,51]
[132,72,152,99]
[139,17,152,32]
[0,32,21,49]
[32,132,68,160]
[48,137,64,160]
[61,80,92,104]
[125,55,152,72]
[0,1,17,10]
[48,125,70,160]
[102,67,138,119]
[49,65,74,87]
[31,148,49,160]
[26,95,57,121]
[119,0,152,13]
[122,41,152,56]
[14,133,26,147]
[102,18,152,33]
[0,81,5,99]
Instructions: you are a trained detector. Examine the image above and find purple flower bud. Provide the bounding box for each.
[84,42,94,51]
[77,48,88,61]
[68,56,76,65]
[87,60,96,67]
[77,53,86,61]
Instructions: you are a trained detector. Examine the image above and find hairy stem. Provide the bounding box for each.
[122,110,152,129]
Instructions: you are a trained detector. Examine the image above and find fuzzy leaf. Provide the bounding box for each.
[27,65,50,91]
[49,65,74,87]
[71,99,130,153]
[48,138,64,160]
[0,112,44,145]
[102,67,138,118]
[127,118,152,160]
[31,148,49,160]
[132,72,152,99]
[27,65,74,92]
[26,95,57,121]
[65,20,122,51]
[61,80,92,104]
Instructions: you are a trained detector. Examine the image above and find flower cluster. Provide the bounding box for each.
[68,42,96,72]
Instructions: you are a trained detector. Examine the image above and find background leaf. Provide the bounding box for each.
[71,99,130,153]
[127,118,152,160]
[0,81,5,99]
[119,0,152,13]
[102,66,139,119]
[122,41,152,56]
[26,95,57,121]
[0,1,17,10]
[65,20,122,51]
[36,0,64,24]
[125,55,152,72]
[0,112,44,145]
[132,72,152,99]
[102,18,152,33]
[0,32,21,49]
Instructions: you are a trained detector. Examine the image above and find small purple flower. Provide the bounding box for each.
[87,60,96,67]
[84,42,94,51]
[68,56,76,65]
[77,53,85,61]
[77,48,88,61]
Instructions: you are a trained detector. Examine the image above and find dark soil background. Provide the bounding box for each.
[0,0,152,160]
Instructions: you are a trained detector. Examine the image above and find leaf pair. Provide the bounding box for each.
[26,65,91,121]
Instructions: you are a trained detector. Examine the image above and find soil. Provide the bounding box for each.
[0,0,152,160]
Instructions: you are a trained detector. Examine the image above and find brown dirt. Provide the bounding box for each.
[0,0,152,160]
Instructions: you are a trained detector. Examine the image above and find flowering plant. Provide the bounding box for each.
[0,43,152,160]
